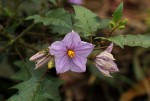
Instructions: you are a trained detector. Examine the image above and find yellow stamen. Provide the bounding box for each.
[67,50,75,58]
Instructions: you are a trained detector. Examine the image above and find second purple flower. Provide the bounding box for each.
[49,31,94,73]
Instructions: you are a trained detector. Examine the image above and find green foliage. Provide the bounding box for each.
[48,0,57,6]
[133,49,146,80]
[26,8,72,34]
[119,19,128,25]
[109,21,116,29]
[112,2,123,22]
[7,61,63,101]
[109,2,126,30]
[26,6,102,36]
[97,34,150,48]
[11,61,31,81]
[99,19,110,29]
[118,25,125,30]
[3,7,14,17]
[73,5,101,37]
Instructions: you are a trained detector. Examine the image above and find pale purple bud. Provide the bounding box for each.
[105,43,113,53]
[95,58,114,70]
[97,51,115,60]
[29,49,53,69]
[29,51,46,61]
[94,43,119,77]
[35,56,52,69]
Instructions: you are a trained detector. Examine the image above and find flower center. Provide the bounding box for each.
[67,50,75,58]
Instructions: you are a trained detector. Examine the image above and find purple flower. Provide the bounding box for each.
[29,49,52,69]
[50,31,94,73]
[68,0,83,5]
[94,43,119,77]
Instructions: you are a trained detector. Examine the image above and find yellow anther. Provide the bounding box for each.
[67,50,75,58]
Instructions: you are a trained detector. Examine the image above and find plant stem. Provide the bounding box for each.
[0,25,12,40]
[12,23,34,43]
[109,24,120,36]
[0,23,34,53]
[19,39,39,52]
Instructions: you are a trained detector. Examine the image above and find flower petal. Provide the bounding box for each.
[109,60,119,72]
[105,43,113,53]
[50,41,66,56]
[95,64,112,77]
[97,51,115,60]
[55,55,70,73]
[62,31,81,49]
[30,52,46,61]
[68,0,83,5]
[74,41,94,58]
[35,56,51,69]
[100,58,119,72]
[95,58,112,70]
[71,56,86,72]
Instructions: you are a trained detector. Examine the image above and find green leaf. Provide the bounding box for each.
[8,77,62,101]
[98,34,150,48]
[49,25,72,35]
[5,22,20,34]
[11,61,31,81]
[133,49,145,80]
[7,61,63,101]
[99,19,110,29]
[73,5,101,37]
[26,8,72,34]
[112,2,123,22]
[48,0,57,6]
[26,15,42,23]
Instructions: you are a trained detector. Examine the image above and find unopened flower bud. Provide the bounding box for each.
[29,50,47,61]
[109,21,116,29]
[29,49,53,69]
[120,19,128,25]
[94,43,119,77]
[118,25,125,30]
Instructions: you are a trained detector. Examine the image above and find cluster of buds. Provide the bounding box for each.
[109,19,128,30]
[29,49,54,69]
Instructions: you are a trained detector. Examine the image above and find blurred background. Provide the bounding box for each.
[0,0,150,101]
